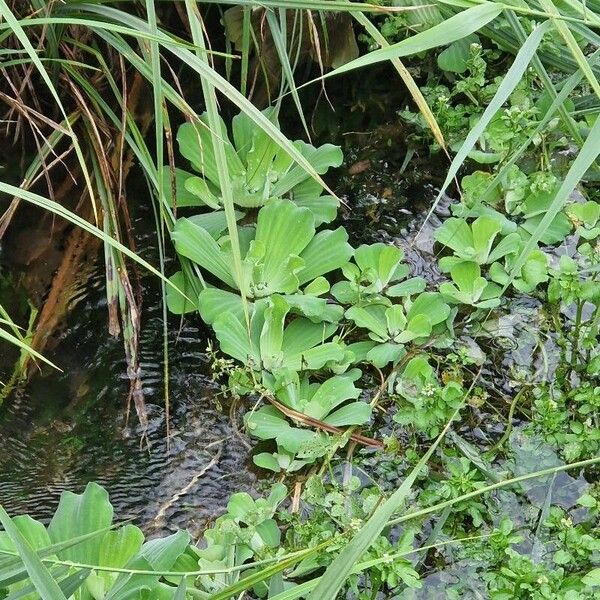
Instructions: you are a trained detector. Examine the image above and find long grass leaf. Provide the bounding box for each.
[503,106,600,291]
[539,0,600,101]
[0,328,60,371]
[0,1,98,218]
[0,507,67,600]
[305,3,502,80]
[183,1,251,332]
[265,8,311,139]
[416,20,550,237]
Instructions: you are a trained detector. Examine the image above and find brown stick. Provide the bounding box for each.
[265,395,384,449]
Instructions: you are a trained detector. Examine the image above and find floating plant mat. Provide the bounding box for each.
[1,129,599,598]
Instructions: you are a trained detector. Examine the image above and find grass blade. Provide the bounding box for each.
[183,1,251,331]
[306,3,502,79]
[416,20,550,236]
[0,507,67,600]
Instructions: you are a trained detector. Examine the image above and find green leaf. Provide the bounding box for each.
[254,200,315,291]
[297,228,353,285]
[366,343,406,368]
[212,310,256,364]
[253,453,282,473]
[0,507,68,600]
[48,482,114,565]
[160,166,206,207]
[323,402,372,427]
[98,525,144,568]
[166,271,200,315]
[437,35,479,73]
[260,296,289,371]
[198,288,245,325]
[583,568,600,587]
[172,217,237,289]
[387,277,426,297]
[407,293,450,327]
[346,305,389,341]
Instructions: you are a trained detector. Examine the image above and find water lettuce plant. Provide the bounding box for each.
[434,215,520,272]
[172,199,352,300]
[331,243,425,304]
[175,110,342,224]
[346,293,452,367]
[0,483,191,599]
[209,295,347,374]
[247,368,371,472]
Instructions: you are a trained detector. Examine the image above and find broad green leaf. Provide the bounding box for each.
[213,311,258,365]
[323,403,372,427]
[253,200,314,292]
[407,293,450,327]
[260,296,288,370]
[172,217,237,289]
[346,305,389,341]
[366,343,406,368]
[198,288,245,325]
[166,271,200,315]
[297,228,353,285]
[437,35,479,73]
[98,525,144,568]
[48,482,113,565]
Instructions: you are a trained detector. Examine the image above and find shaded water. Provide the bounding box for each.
[0,215,256,539]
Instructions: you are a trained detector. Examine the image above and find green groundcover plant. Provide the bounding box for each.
[3,1,600,599]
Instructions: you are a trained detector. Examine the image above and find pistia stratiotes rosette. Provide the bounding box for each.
[246,368,371,473]
[169,199,353,306]
[170,109,342,225]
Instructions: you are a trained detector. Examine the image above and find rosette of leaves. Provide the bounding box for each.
[170,199,352,306]
[440,261,502,308]
[393,355,463,438]
[172,109,342,224]
[567,200,600,241]
[206,295,348,375]
[434,215,521,272]
[455,169,572,245]
[246,368,370,473]
[0,482,193,599]
[489,244,549,293]
[192,484,287,596]
[331,243,425,304]
[345,293,452,367]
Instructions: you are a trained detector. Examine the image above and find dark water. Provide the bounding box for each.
[0,215,256,539]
